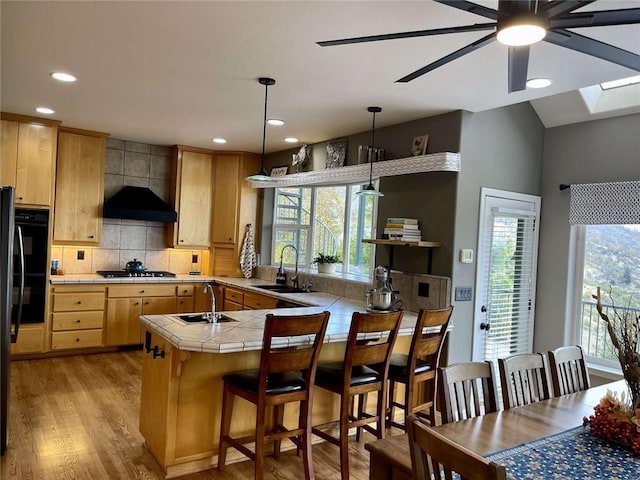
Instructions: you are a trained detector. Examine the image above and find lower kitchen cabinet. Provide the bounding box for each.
[10,324,46,354]
[50,285,106,351]
[221,285,280,311]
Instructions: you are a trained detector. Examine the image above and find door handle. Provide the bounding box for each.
[11,225,25,343]
[481,305,487,313]
[480,322,490,331]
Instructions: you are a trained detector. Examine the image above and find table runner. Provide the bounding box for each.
[486,426,640,479]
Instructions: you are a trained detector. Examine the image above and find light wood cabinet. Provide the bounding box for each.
[169,146,214,248]
[211,152,260,276]
[50,285,105,351]
[0,113,60,207]
[53,127,107,244]
[10,325,46,354]
[105,284,196,346]
[221,285,280,311]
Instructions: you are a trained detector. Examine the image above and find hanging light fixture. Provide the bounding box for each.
[245,77,278,182]
[357,106,384,197]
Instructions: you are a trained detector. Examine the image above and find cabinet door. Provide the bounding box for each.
[176,296,194,313]
[212,154,240,244]
[177,151,213,247]
[16,123,55,206]
[143,297,177,316]
[105,297,143,346]
[0,120,18,188]
[54,131,105,244]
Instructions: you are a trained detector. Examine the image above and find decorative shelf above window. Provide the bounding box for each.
[363,239,443,273]
[249,151,460,188]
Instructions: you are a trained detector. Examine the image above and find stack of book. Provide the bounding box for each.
[384,217,421,242]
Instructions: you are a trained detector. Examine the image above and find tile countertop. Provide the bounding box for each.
[140,276,421,354]
[49,274,217,284]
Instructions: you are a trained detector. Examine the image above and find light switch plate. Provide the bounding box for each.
[455,286,472,302]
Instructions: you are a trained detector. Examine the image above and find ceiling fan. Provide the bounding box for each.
[317,0,640,93]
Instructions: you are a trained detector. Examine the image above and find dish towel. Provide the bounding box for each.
[239,224,257,279]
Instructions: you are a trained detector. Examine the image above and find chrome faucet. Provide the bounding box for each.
[203,283,220,323]
[278,245,299,290]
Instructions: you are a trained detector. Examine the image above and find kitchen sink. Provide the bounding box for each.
[177,313,236,323]
[254,284,315,294]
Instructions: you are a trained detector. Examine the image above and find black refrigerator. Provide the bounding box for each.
[0,186,25,456]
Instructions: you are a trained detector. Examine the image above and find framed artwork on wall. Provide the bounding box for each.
[411,134,429,156]
[325,139,347,169]
[270,166,288,177]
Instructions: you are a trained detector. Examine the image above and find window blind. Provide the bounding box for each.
[569,181,640,225]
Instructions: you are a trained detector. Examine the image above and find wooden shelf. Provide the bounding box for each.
[363,239,442,248]
[363,239,442,273]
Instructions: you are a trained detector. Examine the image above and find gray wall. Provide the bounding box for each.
[261,111,464,266]
[449,103,544,364]
[535,114,640,354]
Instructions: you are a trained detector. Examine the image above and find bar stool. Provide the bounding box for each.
[312,310,402,480]
[218,311,330,480]
[387,307,452,429]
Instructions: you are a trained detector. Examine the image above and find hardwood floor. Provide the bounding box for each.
[1,350,379,479]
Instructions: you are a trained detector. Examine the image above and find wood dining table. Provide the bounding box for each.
[365,379,628,480]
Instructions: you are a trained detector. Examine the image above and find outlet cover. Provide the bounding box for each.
[455,286,472,302]
[192,254,199,264]
[417,282,430,298]
[77,250,85,260]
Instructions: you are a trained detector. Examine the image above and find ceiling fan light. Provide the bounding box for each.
[497,24,546,46]
[526,78,552,89]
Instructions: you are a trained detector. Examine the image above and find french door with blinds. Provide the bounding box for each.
[473,188,541,363]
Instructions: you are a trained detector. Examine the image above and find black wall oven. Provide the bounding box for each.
[14,209,48,324]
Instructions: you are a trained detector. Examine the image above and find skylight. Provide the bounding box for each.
[600,75,640,90]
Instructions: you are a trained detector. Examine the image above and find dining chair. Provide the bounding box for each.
[438,360,499,424]
[498,353,552,409]
[312,310,402,480]
[407,415,507,480]
[218,311,330,480]
[548,345,590,396]
[387,307,453,429]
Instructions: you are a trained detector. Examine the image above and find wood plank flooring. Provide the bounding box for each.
[0,350,384,479]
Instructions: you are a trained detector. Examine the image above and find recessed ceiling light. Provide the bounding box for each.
[51,72,77,82]
[35,107,55,115]
[212,138,227,144]
[284,137,299,143]
[267,119,285,126]
[526,78,552,89]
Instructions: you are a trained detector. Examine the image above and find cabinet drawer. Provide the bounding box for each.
[51,329,103,350]
[225,288,244,304]
[243,293,279,310]
[107,284,176,298]
[53,311,104,331]
[176,285,195,297]
[223,300,243,312]
[53,292,105,312]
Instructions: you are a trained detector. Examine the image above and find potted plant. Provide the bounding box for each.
[312,253,342,274]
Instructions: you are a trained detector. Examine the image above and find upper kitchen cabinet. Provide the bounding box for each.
[168,146,214,248]
[211,152,260,276]
[54,127,108,244]
[0,113,60,207]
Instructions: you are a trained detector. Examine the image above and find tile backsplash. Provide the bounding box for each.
[53,138,209,275]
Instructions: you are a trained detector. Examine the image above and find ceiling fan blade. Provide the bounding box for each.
[434,0,504,21]
[542,1,597,18]
[508,46,530,93]
[550,8,640,29]
[396,32,496,83]
[317,23,496,47]
[545,29,640,72]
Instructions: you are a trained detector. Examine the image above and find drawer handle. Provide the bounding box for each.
[76,319,81,323]
[18,196,23,200]
[89,235,94,239]
[144,302,149,305]
[140,290,145,293]
[134,302,140,306]
[76,338,80,342]
[77,301,82,304]
[179,239,184,243]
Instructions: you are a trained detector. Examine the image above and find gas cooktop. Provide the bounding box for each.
[97,270,176,278]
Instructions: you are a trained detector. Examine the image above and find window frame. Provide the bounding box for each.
[270,181,379,280]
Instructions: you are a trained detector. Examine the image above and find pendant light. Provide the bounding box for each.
[357,106,384,197]
[245,77,278,182]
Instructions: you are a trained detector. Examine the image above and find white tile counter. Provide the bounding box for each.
[140,276,420,354]
[49,273,217,284]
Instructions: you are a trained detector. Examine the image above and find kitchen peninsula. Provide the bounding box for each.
[138,277,421,478]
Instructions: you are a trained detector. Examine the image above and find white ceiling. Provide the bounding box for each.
[1,1,639,153]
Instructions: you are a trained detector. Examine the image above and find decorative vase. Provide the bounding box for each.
[317,263,336,274]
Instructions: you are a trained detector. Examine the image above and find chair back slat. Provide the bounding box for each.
[439,361,499,424]
[408,307,452,371]
[548,345,590,396]
[343,311,402,382]
[259,311,330,387]
[407,415,507,480]
[498,353,551,409]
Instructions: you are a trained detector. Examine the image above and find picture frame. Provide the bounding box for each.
[411,134,429,156]
[325,139,347,169]
[270,166,288,177]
